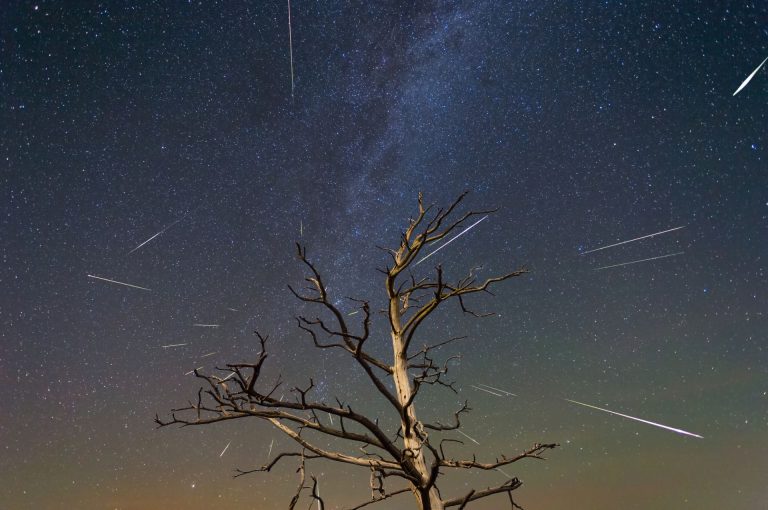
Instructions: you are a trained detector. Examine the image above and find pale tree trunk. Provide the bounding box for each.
[390,298,444,510]
[412,486,444,510]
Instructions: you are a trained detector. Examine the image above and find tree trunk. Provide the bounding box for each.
[411,484,445,510]
[390,297,444,510]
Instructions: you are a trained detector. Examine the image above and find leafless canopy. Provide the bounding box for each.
[156,192,557,509]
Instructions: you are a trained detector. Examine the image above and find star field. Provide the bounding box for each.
[2,1,767,509]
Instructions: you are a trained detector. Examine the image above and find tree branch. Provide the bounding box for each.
[291,245,402,412]
[444,479,523,507]
[346,488,412,510]
[268,418,406,472]
[422,400,471,431]
[440,443,559,471]
[234,451,321,478]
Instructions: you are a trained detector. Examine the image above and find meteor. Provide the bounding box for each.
[594,251,684,271]
[564,398,703,438]
[267,438,274,459]
[184,366,203,376]
[87,274,151,291]
[200,351,218,358]
[733,55,768,96]
[127,215,186,255]
[456,429,480,445]
[415,215,489,266]
[477,383,517,397]
[219,441,231,457]
[287,0,295,99]
[471,385,503,397]
[580,226,685,255]
[161,343,188,349]
[193,324,220,328]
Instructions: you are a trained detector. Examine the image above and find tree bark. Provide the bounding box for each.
[390,294,444,510]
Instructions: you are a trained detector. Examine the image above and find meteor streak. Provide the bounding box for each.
[184,366,203,376]
[415,215,489,266]
[564,398,703,438]
[456,429,480,445]
[594,251,684,271]
[161,343,187,349]
[471,385,503,397]
[219,441,231,457]
[87,274,151,291]
[580,226,685,255]
[193,324,220,328]
[287,0,295,99]
[733,55,768,96]
[200,351,218,358]
[127,215,186,255]
[267,438,274,459]
[477,383,517,397]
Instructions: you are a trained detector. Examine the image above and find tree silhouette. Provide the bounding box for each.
[156,193,557,509]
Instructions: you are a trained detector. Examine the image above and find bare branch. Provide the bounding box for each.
[293,245,401,411]
[408,335,468,362]
[401,268,528,353]
[438,438,464,460]
[268,418,405,472]
[444,479,523,508]
[423,400,471,431]
[309,476,325,510]
[288,451,308,510]
[346,488,412,510]
[440,443,559,471]
[456,489,476,510]
[234,451,321,478]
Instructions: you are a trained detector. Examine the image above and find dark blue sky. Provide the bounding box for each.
[2,1,767,509]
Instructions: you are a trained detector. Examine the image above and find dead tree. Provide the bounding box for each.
[156,192,557,509]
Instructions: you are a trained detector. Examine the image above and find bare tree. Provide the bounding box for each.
[156,193,557,509]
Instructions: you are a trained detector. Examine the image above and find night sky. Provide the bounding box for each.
[2,1,767,509]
